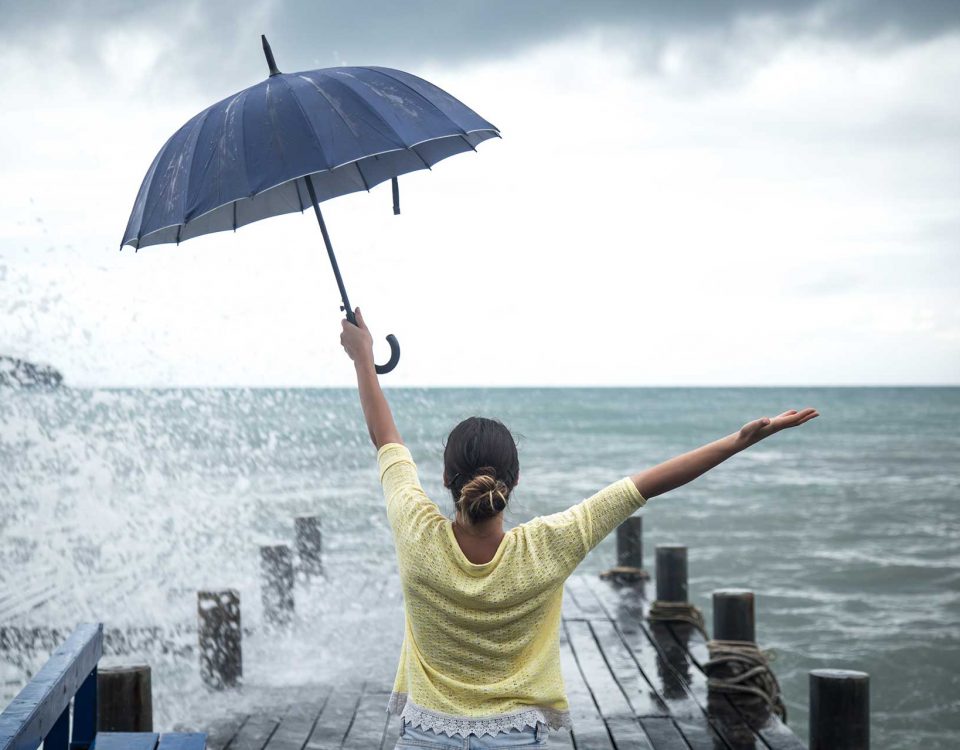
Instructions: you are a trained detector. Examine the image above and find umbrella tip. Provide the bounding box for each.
[261,34,281,77]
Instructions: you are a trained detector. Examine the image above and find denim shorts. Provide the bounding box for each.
[395,719,549,748]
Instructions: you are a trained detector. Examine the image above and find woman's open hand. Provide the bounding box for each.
[340,307,374,368]
[738,408,819,446]
[630,407,820,500]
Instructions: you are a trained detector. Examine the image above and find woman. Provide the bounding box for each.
[340,309,818,749]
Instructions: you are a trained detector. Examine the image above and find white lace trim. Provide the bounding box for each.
[387,692,573,738]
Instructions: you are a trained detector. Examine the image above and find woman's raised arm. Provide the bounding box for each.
[340,307,402,449]
[631,408,819,500]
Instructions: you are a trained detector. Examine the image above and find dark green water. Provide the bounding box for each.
[1,387,957,747]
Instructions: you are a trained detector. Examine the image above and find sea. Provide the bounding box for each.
[1,387,957,748]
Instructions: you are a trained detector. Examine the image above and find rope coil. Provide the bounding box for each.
[647,600,708,639]
[704,639,787,721]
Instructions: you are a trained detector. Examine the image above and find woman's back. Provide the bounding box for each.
[379,442,646,737]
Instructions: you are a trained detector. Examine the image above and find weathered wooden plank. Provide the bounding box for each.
[0,623,103,750]
[564,620,633,719]
[605,717,655,750]
[588,619,668,718]
[564,578,608,621]
[227,713,282,750]
[206,715,248,750]
[263,689,331,750]
[92,734,158,750]
[744,715,806,750]
[304,687,362,750]
[580,576,745,749]
[578,579,687,714]
[579,574,647,624]
[638,623,733,750]
[560,635,614,750]
[671,717,728,750]
[636,717,688,750]
[157,734,206,750]
[342,689,389,750]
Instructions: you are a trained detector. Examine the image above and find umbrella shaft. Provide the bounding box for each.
[305,175,356,325]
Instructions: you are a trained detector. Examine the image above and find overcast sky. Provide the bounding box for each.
[1,0,958,386]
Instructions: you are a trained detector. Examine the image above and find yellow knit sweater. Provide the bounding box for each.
[378,443,646,737]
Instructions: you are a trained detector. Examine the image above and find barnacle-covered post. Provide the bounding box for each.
[261,544,295,627]
[713,588,755,642]
[810,669,870,750]
[616,516,643,569]
[198,590,242,688]
[98,665,152,731]
[655,545,688,603]
[295,516,323,578]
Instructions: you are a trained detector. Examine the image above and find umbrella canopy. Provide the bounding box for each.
[121,36,499,374]
[121,52,498,250]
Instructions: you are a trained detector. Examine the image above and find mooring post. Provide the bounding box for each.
[260,544,295,627]
[97,664,152,731]
[712,589,755,642]
[616,516,643,569]
[809,669,870,750]
[655,545,688,602]
[295,516,323,577]
[197,590,242,688]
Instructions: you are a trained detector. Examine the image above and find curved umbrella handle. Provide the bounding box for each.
[345,308,401,375]
[375,334,401,375]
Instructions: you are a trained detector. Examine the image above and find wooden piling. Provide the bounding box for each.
[97,664,152,731]
[197,590,242,688]
[655,545,687,602]
[260,544,294,627]
[616,516,643,569]
[295,516,323,577]
[712,589,755,642]
[810,669,870,750]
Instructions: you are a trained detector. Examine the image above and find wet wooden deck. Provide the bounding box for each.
[203,574,804,750]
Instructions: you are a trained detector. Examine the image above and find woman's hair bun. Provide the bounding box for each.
[458,466,510,524]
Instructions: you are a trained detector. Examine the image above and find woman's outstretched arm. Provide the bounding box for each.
[339,307,402,449]
[632,408,819,499]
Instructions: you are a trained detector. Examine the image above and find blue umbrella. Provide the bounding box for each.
[121,36,499,373]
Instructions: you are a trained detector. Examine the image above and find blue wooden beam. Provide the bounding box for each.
[157,734,205,750]
[71,667,97,750]
[91,734,158,750]
[0,624,103,750]
[44,708,69,750]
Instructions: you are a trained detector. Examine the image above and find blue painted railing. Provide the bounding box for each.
[0,624,102,750]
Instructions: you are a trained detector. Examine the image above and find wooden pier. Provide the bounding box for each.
[2,517,871,749]
[199,572,803,750]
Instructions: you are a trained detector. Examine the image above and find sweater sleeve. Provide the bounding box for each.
[524,477,647,578]
[377,442,445,540]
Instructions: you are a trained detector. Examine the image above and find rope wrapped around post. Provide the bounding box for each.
[647,600,708,639]
[704,639,787,721]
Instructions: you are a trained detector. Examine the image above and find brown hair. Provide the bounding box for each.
[443,417,519,524]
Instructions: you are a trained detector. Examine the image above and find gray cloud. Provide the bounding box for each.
[7,0,960,97]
